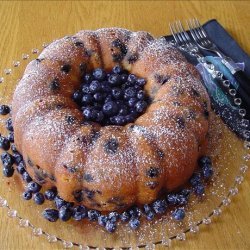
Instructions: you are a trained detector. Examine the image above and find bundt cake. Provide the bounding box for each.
[12,28,210,212]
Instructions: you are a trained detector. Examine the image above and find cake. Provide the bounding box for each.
[11,28,210,212]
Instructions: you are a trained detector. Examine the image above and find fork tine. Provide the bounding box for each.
[177,20,189,43]
[190,18,202,40]
[174,21,185,44]
[194,18,208,38]
[186,19,198,42]
[169,23,181,45]
[193,18,206,39]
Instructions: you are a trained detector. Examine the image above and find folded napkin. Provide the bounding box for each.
[164,19,250,140]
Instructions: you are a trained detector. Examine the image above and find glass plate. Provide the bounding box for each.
[0,44,249,249]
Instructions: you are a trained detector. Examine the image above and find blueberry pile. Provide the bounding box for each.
[0,105,215,233]
[72,66,149,126]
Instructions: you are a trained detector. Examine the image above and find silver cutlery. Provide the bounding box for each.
[169,20,250,115]
[187,18,250,97]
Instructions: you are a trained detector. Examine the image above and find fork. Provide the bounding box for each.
[187,18,250,97]
[169,20,250,114]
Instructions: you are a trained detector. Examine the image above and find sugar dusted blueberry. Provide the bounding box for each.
[87,210,100,221]
[72,205,87,221]
[59,205,72,221]
[43,208,59,222]
[120,211,130,222]
[135,100,147,113]
[98,215,108,227]
[102,101,119,116]
[0,136,10,151]
[194,184,205,196]
[108,211,119,223]
[127,74,137,84]
[17,162,25,175]
[105,220,116,233]
[198,156,212,167]
[45,187,58,201]
[172,208,185,221]
[112,87,122,99]
[6,118,13,131]
[7,132,14,143]
[146,210,155,221]
[129,217,140,230]
[82,94,94,104]
[22,171,32,183]
[33,192,45,205]
[22,191,32,200]
[92,68,106,81]
[1,152,14,168]
[72,90,83,103]
[108,74,121,86]
[89,80,102,93]
[152,199,167,214]
[104,138,119,154]
[54,196,67,209]
[27,181,41,193]
[112,65,123,74]
[136,78,146,87]
[202,165,214,179]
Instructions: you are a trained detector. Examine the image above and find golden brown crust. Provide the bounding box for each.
[12,28,210,211]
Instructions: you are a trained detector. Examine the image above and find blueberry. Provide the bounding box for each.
[72,205,87,221]
[95,111,104,122]
[202,165,214,179]
[108,74,121,86]
[22,191,32,200]
[43,208,59,222]
[72,90,83,103]
[194,184,205,196]
[146,211,155,221]
[136,78,146,87]
[120,211,130,222]
[83,74,93,84]
[98,215,108,227]
[33,192,45,205]
[176,194,188,205]
[87,210,100,221]
[119,105,128,116]
[3,166,14,177]
[92,68,106,81]
[5,118,13,132]
[128,97,138,107]
[135,100,147,113]
[128,207,141,218]
[143,204,152,214]
[166,194,179,205]
[124,87,137,99]
[59,205,72,221]
[127,74,137,84]
[82,94,94,104]
[89,80,102,93]
[102,101,119,116]
[83,107,96,120]
[112,87,123,99]
[44,187,58,201]
[11,144,18,153]
[152,199,167,214]
[137,90,145,100]
[0,105,10,115]
[189,173,202,187]
[101,81,112,92]
[7,132,14,143]
[93,92,104,102]
[125,114,135,123]
[54,196,68,209]
[104,94,113,103]
[22,171,32,183]
[112,66,123,74]
[13,153,23,165]
[82,84,91,94]
[180,188,192,197]
[198,156,212,167]
[113,116,126,125]
[105,220,116,233]
[17,162,25,175]
[27,181,41,193]
[1,152,14,168]
[129,217,140,230]
[120,73,128,83]
[0,136,10,151]
[108,212,119,223]
[172,208,185,221]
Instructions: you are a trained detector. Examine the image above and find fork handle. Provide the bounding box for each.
[233,70,250,97]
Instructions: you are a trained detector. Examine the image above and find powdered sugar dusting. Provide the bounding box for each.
[11,28,210,211]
